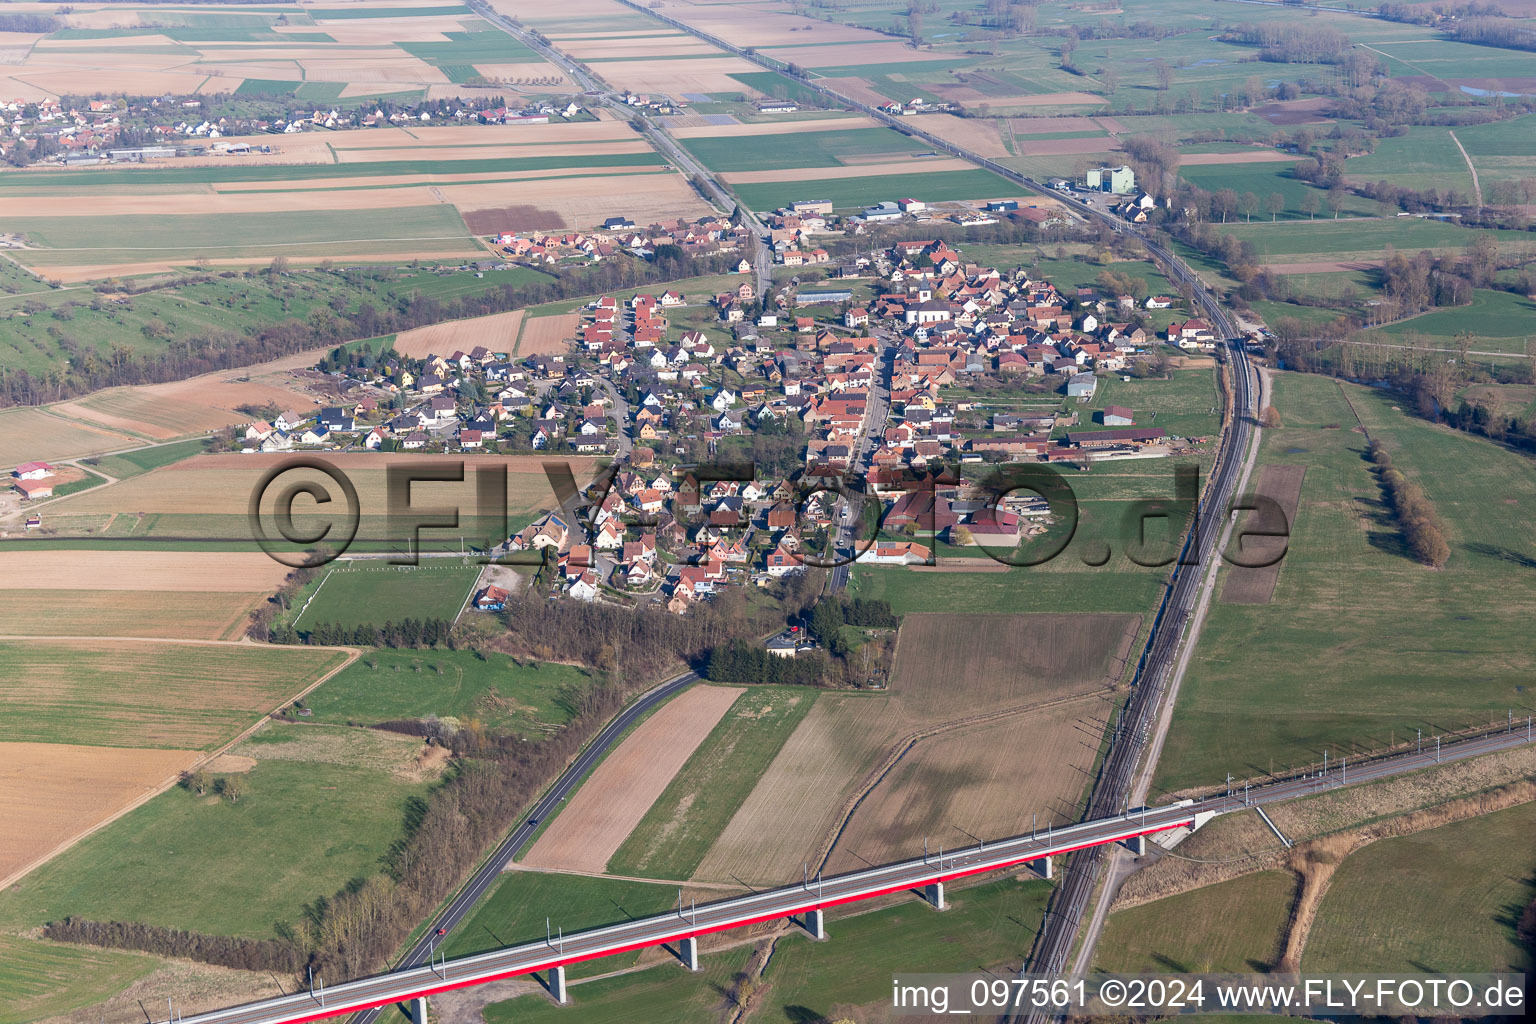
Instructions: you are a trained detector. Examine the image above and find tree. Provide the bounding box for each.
[1327,184,1346,219]
[218,774,246,803]
[1213,189,1239,224]
[1300,191,1321,220]
[950,525,974,546]
[1260,405,1283,428]
[1101,66,1119,97]
[1155,61,1175,91]
[268,256,290,276]
[1239,192,1259,223]
[1265,192,1286,221]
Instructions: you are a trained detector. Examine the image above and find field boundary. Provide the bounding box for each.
[814,689,1113,874]
[0,637,359,891]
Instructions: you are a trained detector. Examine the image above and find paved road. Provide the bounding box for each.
[159,722,1532,1024]
[828,331,896,593]
[341,666,701,1024]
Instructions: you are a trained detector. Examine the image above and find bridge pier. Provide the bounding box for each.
[924,881,946,911]
[677,935,700,972]
[403,996,427,1024]
[1037,855,1053,880]
[1125,833,1146,857]
[546,965,568,1005]
[800,907,826,940]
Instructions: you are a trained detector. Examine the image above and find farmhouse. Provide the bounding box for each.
[474,585,510,611]
[1100,405,1135,426]
[13,477,54,499]
[1065,427,1168,448]
[13,461,54,480]
[856,542,932,565]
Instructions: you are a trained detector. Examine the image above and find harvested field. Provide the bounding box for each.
[55,367,317,440]
[667,115,875,139]
[1221,464,1306,605]
[1012,116,1117,134]
[889,612,1140,719]
[0,742,200,890]
[0,591,262,641]
[394,309,524,358]
[695,613,1139,884]
[720,157,975,184]
[439,173,711,230]
[589,56,763,94]
[0,407,140,468]
[916,114,1010,159]
[1178,149,1295,166]
[521,685,744,873]
[42,452,594,526]
[463,205,565,233]
[1252,98,1334,125]
[1265,260,1383,274]
[0,550,291,593]
[517,312,580,356]
[1016,137,1122,156]
[2,638,348,750]
[826,693,1112,872]
[816,76,888,108]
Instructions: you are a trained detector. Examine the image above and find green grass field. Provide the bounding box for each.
[1155,372,1536,791]
[4,640,346,749]
[1341,126,1477,193]
[0,756,427,939]
[7,202,466,251]
[1226,218,1536,262]
[481,873,1052,1023]
[300,648,589,737]
[732,168,1021,213]
[680,126,929,172]
[606,686,818,880]
[443,872,680,970]
[295,562,481,630]
[1182,162,1380,220]
[1094,870,1297,973]
[83,438,209,479]
[1377,288,1536,343]
[0,935,158,1024]
[1305,801,1536,973]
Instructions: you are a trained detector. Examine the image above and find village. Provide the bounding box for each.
[11,234,1219,612]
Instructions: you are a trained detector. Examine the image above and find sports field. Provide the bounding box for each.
[1156,373,1536,791]
[294,562,482,630]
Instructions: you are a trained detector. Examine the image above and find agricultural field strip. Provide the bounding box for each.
[0,638,358,891]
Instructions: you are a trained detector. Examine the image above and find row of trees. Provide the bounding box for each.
[43,918,304,973]
[1223,22,1352,64]
[1369,439,1450,567]
[703,639,830,685]
[279,618,457,649]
